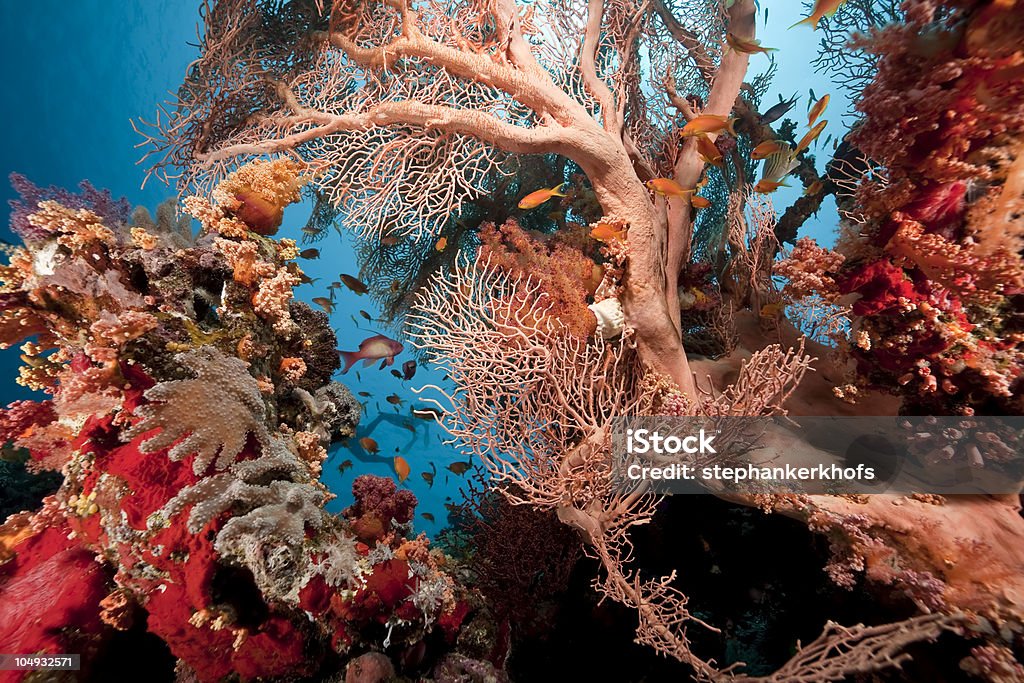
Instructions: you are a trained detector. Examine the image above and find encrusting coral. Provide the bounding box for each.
[0,161,479,681]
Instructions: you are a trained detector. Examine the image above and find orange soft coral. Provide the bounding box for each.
[477,219,599,338]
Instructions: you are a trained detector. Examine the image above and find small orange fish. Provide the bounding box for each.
[380,235,401,247]
[421,471,434,487]
[751,140,788,160]
[338,459,353,474]
[794,120,828,156]
[646,178,693,198]
[435,237,448,252]
[358,310,373,322]
[299,248,320,259]
[726,32,777,55]
[386,393,403,406]
[589,221,627,243]
[695,135,724,168]
[518,183,567,210]
[790,0,847,30]
[754,179,788,194]
[421,512,435,523]
[359,437,379,454]
[805,180,824,196]
[808,94,830,127]
[690,195,711,210]
[394,455,411,483]
[760,303,784,317]
[681,114,738,138]
[339,274,369,295]
[311,297,335,314]
[447,461,471,476]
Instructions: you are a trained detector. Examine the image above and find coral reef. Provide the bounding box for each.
[0,163,476,681]
[782,0,1024,415]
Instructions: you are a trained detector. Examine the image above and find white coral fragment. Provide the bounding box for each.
[588,297,625,339]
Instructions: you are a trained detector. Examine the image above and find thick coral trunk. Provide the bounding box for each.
[584,150,699,400]
[665,0,755,331]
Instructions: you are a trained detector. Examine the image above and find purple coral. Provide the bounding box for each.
[8,173,131,241]
[349,474,417,525]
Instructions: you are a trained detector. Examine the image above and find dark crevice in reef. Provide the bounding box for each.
[0,456,62,520]
[505,494,976,682]
[89,613,177,683]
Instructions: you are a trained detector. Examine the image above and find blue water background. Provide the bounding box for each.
[0,1,843,531]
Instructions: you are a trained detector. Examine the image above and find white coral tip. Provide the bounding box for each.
[588,298,625,339]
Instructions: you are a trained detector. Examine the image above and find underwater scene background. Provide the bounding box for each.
[0,0,1022,681]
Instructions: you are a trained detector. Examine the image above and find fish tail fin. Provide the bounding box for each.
[551,182,569,197]
[726,118,738,137]
[789,14,817,29]
[339,351,359,374]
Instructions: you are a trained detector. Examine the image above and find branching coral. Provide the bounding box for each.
[407,253,946,680]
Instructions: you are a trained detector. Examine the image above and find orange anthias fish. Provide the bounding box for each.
[681,114,738,138]
[339,334,404,373]
[790,0,848,30]
[359,437,379,454]
[435,237,448,252]
[726,32,777,55]
[696,135,724,168]
[394,455,411,483]
[808,94,830,127]
[690,195,711,210]
[805,180,824,196]
[751,140,788,161]
[589,221,627,243]
[754,179,789,194]
[518,183,567,210]
[760,303,784,318]
[339,274,369,295]
[794,120,828,156]
[646,178,694,198]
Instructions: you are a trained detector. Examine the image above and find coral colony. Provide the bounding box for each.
[0,0,1022,681]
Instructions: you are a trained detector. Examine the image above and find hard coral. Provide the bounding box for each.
[0,162,476,680]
